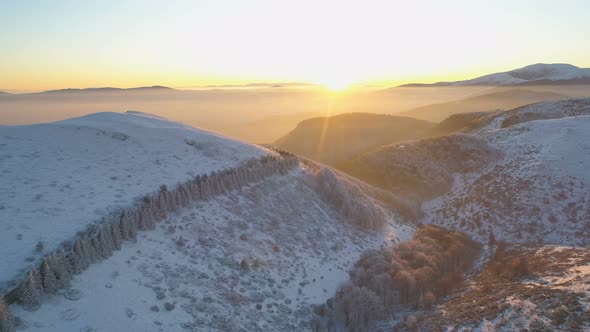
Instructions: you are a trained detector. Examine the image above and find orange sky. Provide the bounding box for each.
[1,1,589,91]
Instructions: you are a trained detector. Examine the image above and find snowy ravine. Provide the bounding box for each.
[0,111,266,291]
[2,112,413,331]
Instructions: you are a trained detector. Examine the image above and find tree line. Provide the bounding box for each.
[311,225,481,332]
[0,150,298,329]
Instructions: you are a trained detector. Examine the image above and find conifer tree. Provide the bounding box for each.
[39,258,58,294]
[111,218,122,250]
[98,226,113,259]
[49,251,71,289]
[69,240,85,273]
[90,236,102,262]
[17,268,41,310]
[0,294,14,332]
[83,236,98,264]
[119,211,130,241]
[127,211,138,239]
[157,186,169,218]
[144,205,156,229]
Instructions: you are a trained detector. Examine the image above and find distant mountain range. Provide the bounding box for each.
[37,85,174,94]
[401,63,590,87]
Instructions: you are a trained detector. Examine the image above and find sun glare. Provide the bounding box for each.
[322,79,351,91]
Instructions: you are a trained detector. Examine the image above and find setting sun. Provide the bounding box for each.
[322,79,351,91]
[1,1,590,331]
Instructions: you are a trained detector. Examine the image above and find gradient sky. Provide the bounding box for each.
[1,0,589,91]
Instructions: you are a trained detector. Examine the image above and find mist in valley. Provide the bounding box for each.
[3,85,588,144]
[3,1,590,331]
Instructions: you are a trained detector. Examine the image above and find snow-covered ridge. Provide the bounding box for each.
[0,111,267,291]
[462,63,590,86]
[402,63,590,86]
[474,98,590,132]
[424,113,590,245]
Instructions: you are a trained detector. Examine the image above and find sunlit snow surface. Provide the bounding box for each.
[424,106,590,245]
[448,63,590,85]
[12,169,412,331]
[0,111,266,290]
[3,111,413,331]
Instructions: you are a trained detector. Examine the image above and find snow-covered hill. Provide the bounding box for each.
[474,98,590,132]
[423,99,590,245]
[402,63,590,86]
[339,98,590,246]
[0,111,266,292]
[328,99,590,330]
[1,112,412,331]
[416,244,590,331]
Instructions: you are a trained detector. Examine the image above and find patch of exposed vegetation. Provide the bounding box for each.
[312,225,481,332]
[416,245,590,332]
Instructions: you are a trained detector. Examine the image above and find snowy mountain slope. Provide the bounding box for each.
[399,88,569,122]
[473,98,590,132]
[10,167,413,331]
[318,99,590,330]
[418,98,590,137]
[0,111,267,291]
[1,111,413,331]
[401,63,590,86]
[415,244,590,331]
[335,98,590,246]
[461,63,590,86]
[423,114,590,245]
[339,134,502,201]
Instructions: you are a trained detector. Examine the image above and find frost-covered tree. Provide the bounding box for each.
[110,219,122,250]
[136,208,149,231]
[83,236,98,264]
[97,225,114,259]
[192,175,202,200]
[127,211,138,239]
[48,251,71,289]
[157,186,169,218]
[0,294,14,332]
[119,211,130,241]
[17,268,42,310]
[5,153,299,318]
[119,210,137,240]
[166,188,179,212]
[315,226,481,330]
[178,185,190,208]
[314,167,387,230]
[90,236,102,262]
[199,175,210,200]
[69,240,85,273]
[39,258,58,294]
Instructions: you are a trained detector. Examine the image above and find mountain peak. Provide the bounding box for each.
[400,63,590,87]
[507,63,584,81]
